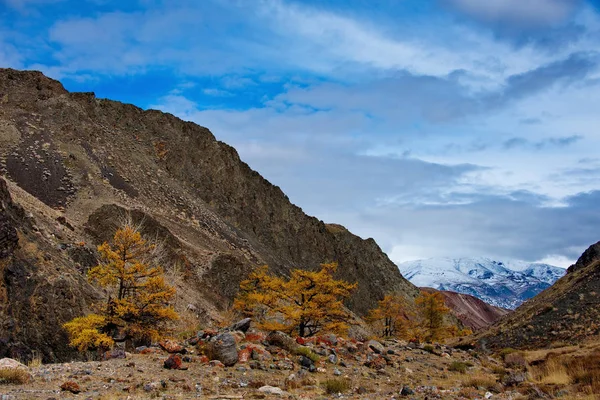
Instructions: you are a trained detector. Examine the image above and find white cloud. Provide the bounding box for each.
[446,0,579,25]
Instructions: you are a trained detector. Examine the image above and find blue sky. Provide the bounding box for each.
[2,0,600,267]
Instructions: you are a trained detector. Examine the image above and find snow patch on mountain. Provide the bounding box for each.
[398,257,565,309]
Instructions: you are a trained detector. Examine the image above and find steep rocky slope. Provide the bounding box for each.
[421,288,510,331]
[0,68,418,361]
[469,240,600,350]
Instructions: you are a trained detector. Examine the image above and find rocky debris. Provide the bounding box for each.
[266,331,298,353]
[258,385,287,395]
[102,349,126,361]
[502,371,527,386]
[159,339,186,354]
[208,333,239,367]
[367,339,385,354]
[401,385,415,396]
[163,354,183,370]
[60,381,81,394]
[228,318,251,333]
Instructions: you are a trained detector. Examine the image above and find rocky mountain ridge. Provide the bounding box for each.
[0,68,418,362]
[470,240,600,350]
[398,257,565,309]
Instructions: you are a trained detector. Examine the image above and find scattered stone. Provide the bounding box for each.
[333,368,342,376]
[228,318,252,333]
[164,354,183,370]
[258,385,286,395]
[102,348,126,361]
[400,385,414,396]
[266,331,298,353]
[209,360,225,368]
[60,381,81,394]
[503,371,527,386]
[159,339,186,354]
[367,339,384,354]
[299,356,314,369]
[208,332,239,367]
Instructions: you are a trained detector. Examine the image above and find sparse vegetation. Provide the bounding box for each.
[323,378,351,394]
[463,374,497,390]
[295,346,320,363]
[449,361,469,374]
[0,369,30,385]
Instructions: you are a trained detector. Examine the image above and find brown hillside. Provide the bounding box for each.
[421,288,510,331]
[0,69,418,362]
[470,241,600,350]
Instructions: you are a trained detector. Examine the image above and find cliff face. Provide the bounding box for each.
[0,68,418,360]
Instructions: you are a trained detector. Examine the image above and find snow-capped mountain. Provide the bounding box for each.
[398,257,566,309]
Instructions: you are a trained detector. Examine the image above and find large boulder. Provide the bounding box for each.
[0,358,32,383]
[266,331,298,353]
[228,318,252,333]
[207,333,238,367]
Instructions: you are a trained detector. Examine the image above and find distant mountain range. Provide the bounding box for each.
[398,257,566,309]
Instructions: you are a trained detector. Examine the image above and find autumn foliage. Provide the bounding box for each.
[366,294,413,338]
[234,262,357,337]
[64,225,178,352]
[415,291,451,342]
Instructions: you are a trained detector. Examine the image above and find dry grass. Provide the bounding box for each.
[462,373,497,390]
[0,369,31,385]
[504,352,528,369]
[322,378,351,394]
[27,351,43,368]
[528,357,570,385]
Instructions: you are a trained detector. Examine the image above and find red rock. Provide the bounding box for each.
[159,339,185,354]
[102,349,126,360]
[238,348,252,363]
[140,347,163,355]
[199,355,209,364]
[364,355,386,370]
[164,354,182,370]
[245,332,266,342]
[209,360,225,368]
[60,381,81,394]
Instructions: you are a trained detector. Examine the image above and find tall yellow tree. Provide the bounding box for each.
[64,225,178,351]
[366,294,413,338]
[415,291,450,342]
[234,262,357,337]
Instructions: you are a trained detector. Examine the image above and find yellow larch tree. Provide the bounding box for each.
[64,225,178,352]
[366,294,414,339]
[415,291,450,342]
[234,262,357,337]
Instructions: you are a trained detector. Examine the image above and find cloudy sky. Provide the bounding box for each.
[2,0,600,267]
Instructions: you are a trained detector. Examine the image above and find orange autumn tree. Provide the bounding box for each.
[234,262,357,337]
[415,291,450,342]
[64,225,178,352]
[366,294,414,338]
